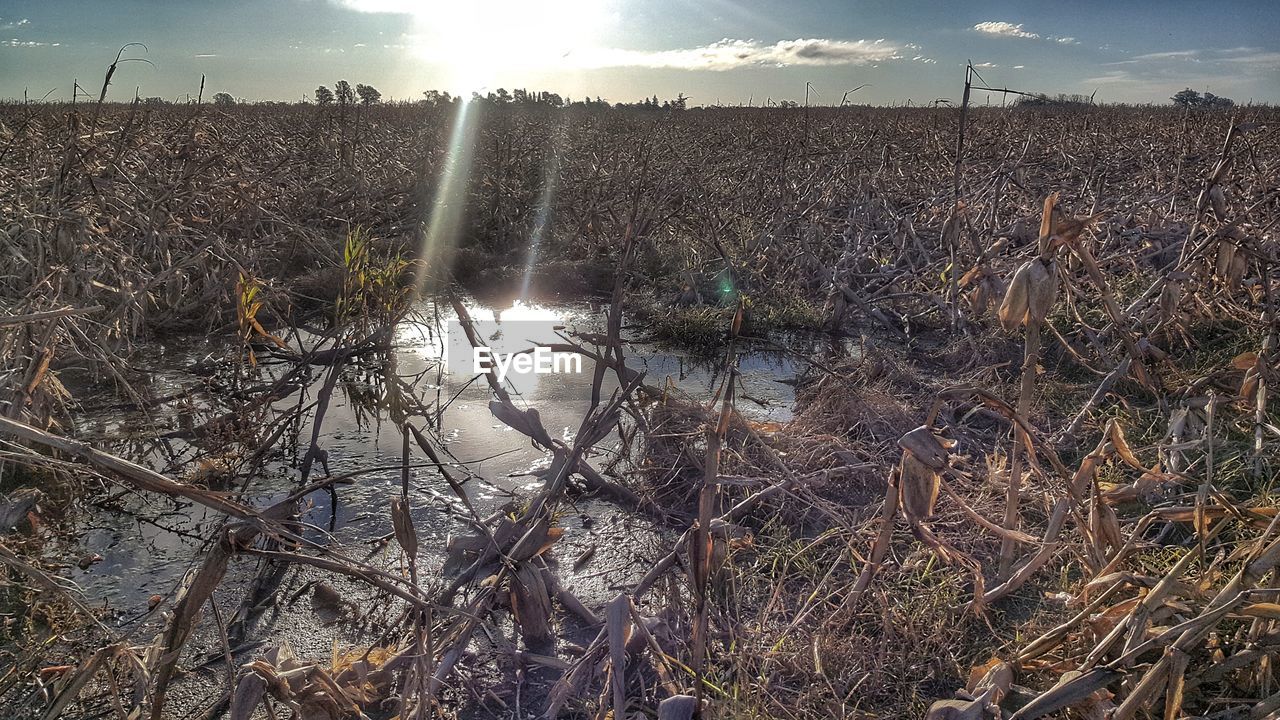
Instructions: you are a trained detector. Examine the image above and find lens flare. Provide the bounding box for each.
[416,99,479,293]
[518,143,561,302]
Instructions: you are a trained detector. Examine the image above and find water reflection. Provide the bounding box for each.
[64,297,803,611]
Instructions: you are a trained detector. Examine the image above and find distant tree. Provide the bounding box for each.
[212,92,235,107]
[1172,88,1202,107]
[315,85,334,105]
[505,89,564,108]
[607,93,690,111]
[566,95,610,109]
[1171,88,1234,109]
[421,89,454,107]
[1203,91,1235,109]
[143,96,168,106]
[334,80,355,106]
[355,83,382,105]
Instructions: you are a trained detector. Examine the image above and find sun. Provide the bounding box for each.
[404,0,614,91]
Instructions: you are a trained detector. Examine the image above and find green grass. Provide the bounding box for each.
[638,292,825,356]
[748,294,826,333]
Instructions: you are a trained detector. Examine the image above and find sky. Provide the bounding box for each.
[1,0,1278,106]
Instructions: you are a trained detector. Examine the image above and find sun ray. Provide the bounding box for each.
[518,139,561,302]
[416,99,479,294]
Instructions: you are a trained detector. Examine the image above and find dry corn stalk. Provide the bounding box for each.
[899,424,954,470]
[1213,228,1249,290]
[389,497,417,558]
[510,562,553,645]
[899,452,941,523]
[997,257,1059,331]
[996,194,1062,578]
[942,200,967,328]
[925,656,1013,719]
[898,425,956,523]
[960,264,1003,318]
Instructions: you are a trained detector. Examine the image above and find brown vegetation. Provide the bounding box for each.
[1,96,1279,720]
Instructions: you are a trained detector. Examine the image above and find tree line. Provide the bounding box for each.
[422,88,689,111]
[136,84,1237,111]
[314,80,381,106]
[1171,88,1235,109]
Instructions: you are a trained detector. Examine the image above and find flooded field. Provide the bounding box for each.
[61,296,802,628]
[6,94,1275,719]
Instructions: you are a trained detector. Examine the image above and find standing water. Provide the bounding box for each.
[63,297,802,621]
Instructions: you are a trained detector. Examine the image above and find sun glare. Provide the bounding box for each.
[404,0,614,91]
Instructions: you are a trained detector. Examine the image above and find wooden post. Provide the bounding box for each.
[953,62,973,199]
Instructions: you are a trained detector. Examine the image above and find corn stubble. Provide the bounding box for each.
[1,97,1279,720]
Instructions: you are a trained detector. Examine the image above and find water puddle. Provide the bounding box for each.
[62,297,804,617]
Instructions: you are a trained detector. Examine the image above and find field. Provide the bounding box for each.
[2,98,1280,719]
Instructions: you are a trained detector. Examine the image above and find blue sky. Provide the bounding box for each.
[1,1,1277,105]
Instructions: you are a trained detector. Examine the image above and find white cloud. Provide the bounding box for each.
[567,38,906,71]
[973,61,999,68]
[1082,70,1135,85]
[973,21,1078,45]
[194,53,218,58]
[973,21,1039,40]
[1218,47,1280,68]
[1080,57,1261,102]
[338,1,919,74]
[0,18,30,30]
[1012,65,1025,69]
[3,38,58,48]
[1104,47,1279,73]
[1123,50,1200,62]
